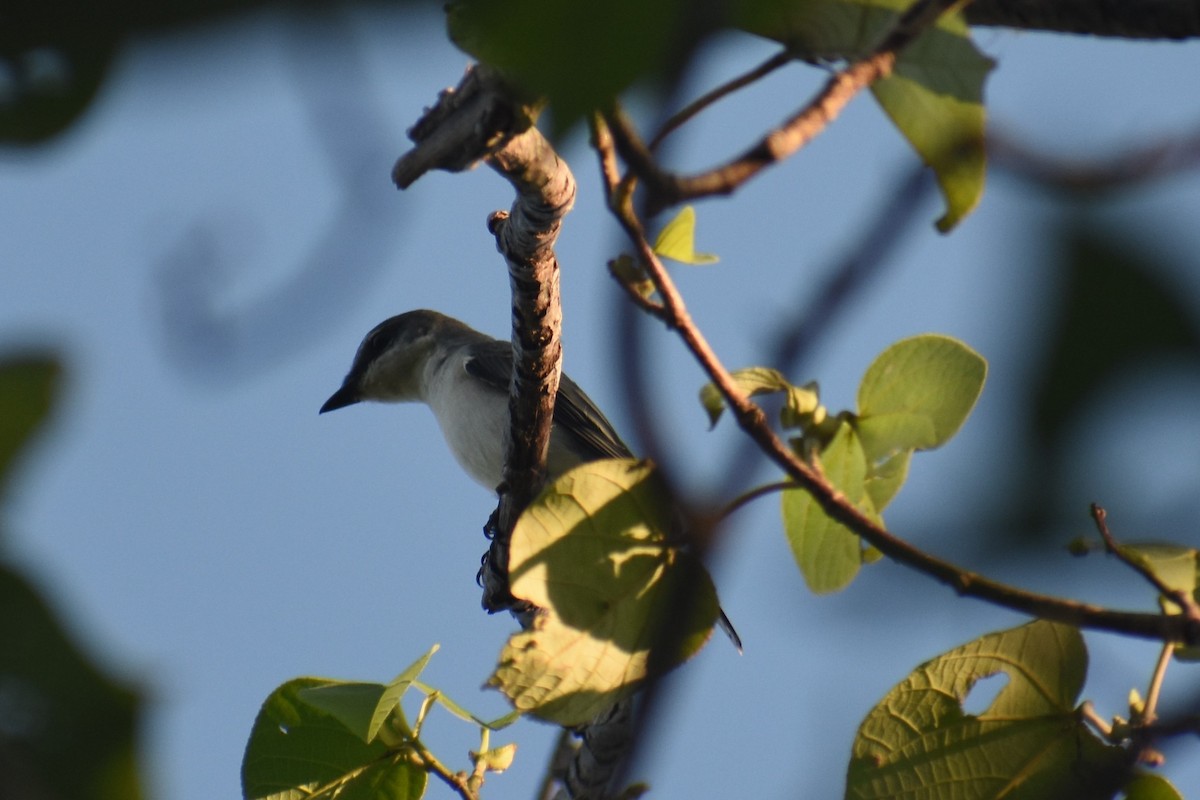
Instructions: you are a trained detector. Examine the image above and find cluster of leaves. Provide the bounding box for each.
[243,645,519,800]
[703,333,986,593]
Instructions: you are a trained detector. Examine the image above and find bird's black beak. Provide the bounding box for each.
[320,384,360,414]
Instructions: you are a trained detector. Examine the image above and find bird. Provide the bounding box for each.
[320,309,740,650]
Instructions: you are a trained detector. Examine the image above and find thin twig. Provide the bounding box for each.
[1141,642,1173,726]
[410,741,479,800]
[1090,503,1200,624]
[720,480,798,520]
[648,50,795,151]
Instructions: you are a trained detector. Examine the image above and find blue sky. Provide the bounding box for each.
[4,5,1200,797]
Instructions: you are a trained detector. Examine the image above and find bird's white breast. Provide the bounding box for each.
[423,353,509,489]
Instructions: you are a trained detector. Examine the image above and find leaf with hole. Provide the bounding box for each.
[848,620,1128,799]
[491,459,718,726]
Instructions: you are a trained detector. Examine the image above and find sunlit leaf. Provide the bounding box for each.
[848,620,1129,799]
[243,678,426,800]
[491,459,718,725]
[782,421,878,593]
[863,449,910,512]
[297,682,388,745]
[653,206,719,265]
[855,334,986,463]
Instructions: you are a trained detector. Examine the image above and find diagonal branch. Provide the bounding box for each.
[604,0,964,214]
[597,126,1200,647]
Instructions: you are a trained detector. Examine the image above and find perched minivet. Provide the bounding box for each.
[321,309,739,649]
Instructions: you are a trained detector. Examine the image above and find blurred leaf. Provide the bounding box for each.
[0,39,115,143]
[1122,773,1184,800]
[1033,228,1200,447]
[243,677,426,800]
[0,355,61,509]
[609,254,658,301]
[782,420,878,593]
[739,0,991,230]
[446,0,689,132]
[653,205,719,265]
[855,334,986,463]
[848,620,1129,800]
[0,565,143,800]
[491,459,718,725]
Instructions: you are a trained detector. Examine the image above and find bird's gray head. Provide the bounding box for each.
[320,310,468,413]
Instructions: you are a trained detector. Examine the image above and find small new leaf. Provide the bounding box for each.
[700,367,821,429]
[848,621,1128,799]
[653,205,719,265]
[491,459,719,726]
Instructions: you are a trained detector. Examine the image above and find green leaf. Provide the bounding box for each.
[0,355,62,501]
[372,645,440,741]
[0,565,144,800]
[781,421,878,593]
[298,645,439,745]
[297,682,388,744]
[848,620,1129,800]
[738,0,992,231]
[870,14,992,232]
[653,206,719,265]
[491,459,719,725]
[700,367,820,428]
[1122,773,1184,800]
[855,334,986,463]
[1118,544,1200,661]
[243,678,427,800]
[863,449,911,512]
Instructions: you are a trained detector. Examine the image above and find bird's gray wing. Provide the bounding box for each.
[464,342,633,462]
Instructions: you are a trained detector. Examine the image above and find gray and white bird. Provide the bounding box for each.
[320,309,740,649]
[319,309,633,486]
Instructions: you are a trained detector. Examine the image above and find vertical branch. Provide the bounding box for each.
[483,128,575,612]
